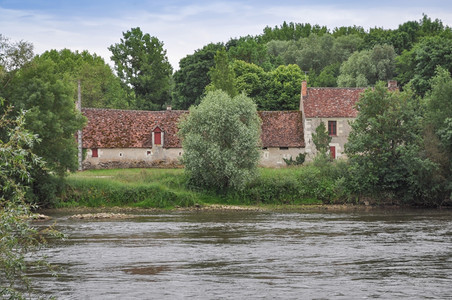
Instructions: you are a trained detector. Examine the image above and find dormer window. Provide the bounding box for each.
[152,126,164,147]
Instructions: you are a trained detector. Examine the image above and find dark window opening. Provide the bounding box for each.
[279,147,289,150]
[328,121,337,136]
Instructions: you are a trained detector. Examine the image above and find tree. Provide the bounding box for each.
[0,101,60,298]
[173,43,223,109]
[345,82,437,204]
[312,122,332,158]
[109,27,173,110]
[262,64,305,110]
[396,36,452,96]
[38,49,129,109]
[5,57,85,177]
[205,48,238,97]
[0,35,34,96]
[178,90,261,191]
[423,67,452,202]
[338,44,396,87]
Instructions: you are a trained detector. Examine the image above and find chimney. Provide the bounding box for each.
[299,80,307,112]
[387,80,398,90]
[166,106,172,111]
[301,80,307,97]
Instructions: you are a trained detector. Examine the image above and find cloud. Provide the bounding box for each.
[1,1,452,71]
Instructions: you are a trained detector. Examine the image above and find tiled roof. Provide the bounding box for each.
[259,111,304,147]
[303,87,366,118]
[82,108,304,149]
[82,108,187,148]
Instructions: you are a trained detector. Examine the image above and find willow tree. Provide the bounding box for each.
[178,90,261,191]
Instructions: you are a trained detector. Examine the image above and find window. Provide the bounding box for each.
[92,148,98,158]
[329,146,336,160]
[328,121,337,136]
[153,126,162,145]
[279,147,289,150]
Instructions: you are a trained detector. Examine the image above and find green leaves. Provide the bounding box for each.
[109,27,173,110]
[178,90,261,191]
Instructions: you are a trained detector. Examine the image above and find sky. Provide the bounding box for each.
[1,0,452,70]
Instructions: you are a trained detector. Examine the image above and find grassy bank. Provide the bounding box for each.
[59,162,352,209]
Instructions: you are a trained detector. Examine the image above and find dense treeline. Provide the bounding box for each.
[172,15,452,110]
[1,15,451,209]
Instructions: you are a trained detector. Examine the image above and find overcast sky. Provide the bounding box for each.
[1,0,452,70]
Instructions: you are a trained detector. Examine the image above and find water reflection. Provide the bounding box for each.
[32,209,452,299]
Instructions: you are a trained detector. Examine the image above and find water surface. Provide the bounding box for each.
[33,209,452,299]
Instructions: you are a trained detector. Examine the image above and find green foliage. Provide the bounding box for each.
[345,82,440,205]
[227,36,271,69]
[422,67,452,202]
[5,57,86,177]
[312,122,332,156]
[109,27,173,110]
[173,43,223,109]
[205,48,238,97]
[260,64,305,110]
[0,102,60,299]
[283,153,306,166]
[178,90,261,191]
[38,49,129,109]
[396,36,452,96]
[260,21,328,43]
[338,44,396,87]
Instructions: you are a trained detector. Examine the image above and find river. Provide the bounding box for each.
[31,208,451,299]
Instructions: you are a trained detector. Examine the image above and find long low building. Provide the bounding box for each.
[80,80,398,169]
[81,108,305,169]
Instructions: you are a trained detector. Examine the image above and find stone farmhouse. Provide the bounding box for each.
[80,80,397,169]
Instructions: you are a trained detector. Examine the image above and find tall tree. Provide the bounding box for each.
[0,35,34,98]
[345,82,437,204]
[173,43,223,109]
[205,48,238,97]
[261,64,305,110]
[109,27,173,110]
[338,44,396,87]
[38,49,129,109]
[423,67,452,202]
[396,36,452,96]
[178,90,261,191]
[5,57,85,177]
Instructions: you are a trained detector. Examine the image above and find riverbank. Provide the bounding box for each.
[56,166,353,209]
[56,167,449,211]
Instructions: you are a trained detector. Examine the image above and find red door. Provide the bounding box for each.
[154,127,162,145]
[329,146,336,159]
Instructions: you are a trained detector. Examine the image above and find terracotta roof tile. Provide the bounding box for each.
[82,108,304,149]
[304,87,366,118]
[82,108,187,148]
[259,111,304,147]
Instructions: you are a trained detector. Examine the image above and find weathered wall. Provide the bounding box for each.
[82,147,304,169]
[259,147,305,167]
[304,117,354,160]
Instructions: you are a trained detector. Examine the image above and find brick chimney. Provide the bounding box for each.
[301,80,307,97]
[299,80,307,112]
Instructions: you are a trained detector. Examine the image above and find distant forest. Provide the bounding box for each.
[2,15,452,112]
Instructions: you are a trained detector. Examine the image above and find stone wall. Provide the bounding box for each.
[303,117,354,160]
[82,147,305,169]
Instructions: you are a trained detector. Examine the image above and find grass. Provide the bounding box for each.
[60,164,351,209]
